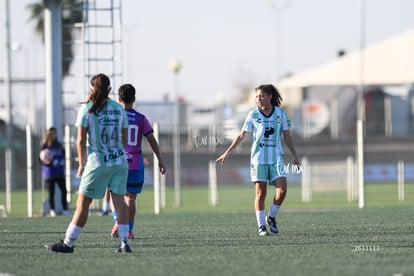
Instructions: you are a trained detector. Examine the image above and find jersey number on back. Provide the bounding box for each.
[101,127,119,144]
[128,125,139,146]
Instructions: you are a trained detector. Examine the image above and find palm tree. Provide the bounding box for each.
[27,0,83,77]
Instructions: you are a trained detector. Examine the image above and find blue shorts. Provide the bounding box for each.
[126,169,144,194]
[250,161,286,184]
[79,162,128,199]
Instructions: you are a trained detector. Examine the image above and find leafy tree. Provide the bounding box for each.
[27,0,83,77]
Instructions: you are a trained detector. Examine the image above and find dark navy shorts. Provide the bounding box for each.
[127,169,144,194]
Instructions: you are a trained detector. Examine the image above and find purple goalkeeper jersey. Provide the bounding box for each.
[125,109,153,170]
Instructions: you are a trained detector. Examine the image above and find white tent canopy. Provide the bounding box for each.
[278,28,414,89]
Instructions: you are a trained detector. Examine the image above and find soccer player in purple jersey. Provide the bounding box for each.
[111,84,167,239]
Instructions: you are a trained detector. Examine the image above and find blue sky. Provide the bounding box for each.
[3,0,414,107]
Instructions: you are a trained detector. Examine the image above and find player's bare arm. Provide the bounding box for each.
[216,131,247,164]
[283,130,300,166]
[76,126,87,177]
[146,134,167,174]
[121,127,128,148]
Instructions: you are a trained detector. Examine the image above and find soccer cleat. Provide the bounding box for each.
[111,224,119,238]
[267,216,279,234]
[128,232,136,239]
[62,210,71,216]
[117,241,132,253]
[99,210,109,216]
[258,225,269,236]
[48,240,74,253]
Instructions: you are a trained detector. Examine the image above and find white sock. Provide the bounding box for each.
[118,224,129,243]
[268,204,280,218]
[64,223,82,247]
[103,201,110,212]
[112,210,118,223]
[255,210,266,227]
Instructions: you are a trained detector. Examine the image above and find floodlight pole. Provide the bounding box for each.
[44,0,63,140]
[169,60,182,207]
[269,0,291,80]
[4,0,14,213]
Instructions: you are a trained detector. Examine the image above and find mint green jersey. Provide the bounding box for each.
[75,98,129,168]
[242,106,291,165]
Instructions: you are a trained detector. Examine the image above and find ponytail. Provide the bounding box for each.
[88,73,111,114]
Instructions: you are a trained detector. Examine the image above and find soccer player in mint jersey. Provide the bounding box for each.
[111,83,167,239]
[48,73,132,253]
[217,84,300,236]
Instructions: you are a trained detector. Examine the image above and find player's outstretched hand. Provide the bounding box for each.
[159,162,167,175]
[77,165,84,178]
[216,152,228,165]
[293,158,301,167]
[292,158,301,172]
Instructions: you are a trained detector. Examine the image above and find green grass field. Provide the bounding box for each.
[0,184,413,276]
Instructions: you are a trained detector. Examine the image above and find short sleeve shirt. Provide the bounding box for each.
[124,109,153,170]
[242,106,291,165]
[75,98,129,168]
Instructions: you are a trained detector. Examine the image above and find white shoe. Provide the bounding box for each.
[49,210,56,217]
[62,210,71,216]
[258,225,269,236]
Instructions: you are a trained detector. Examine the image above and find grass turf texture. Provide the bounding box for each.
[1,208,413,276]
[0,185,413,276]
[2,184,414,217]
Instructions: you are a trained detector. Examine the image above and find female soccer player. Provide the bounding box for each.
[111,83,167,239]
[48,73,132,253]
[216,84,300,236]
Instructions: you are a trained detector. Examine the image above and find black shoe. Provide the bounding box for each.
[267,216,279,234]
[117,241,132,253]
[49,240,74,253]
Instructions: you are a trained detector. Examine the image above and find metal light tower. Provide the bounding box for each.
[169,60,182,207]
